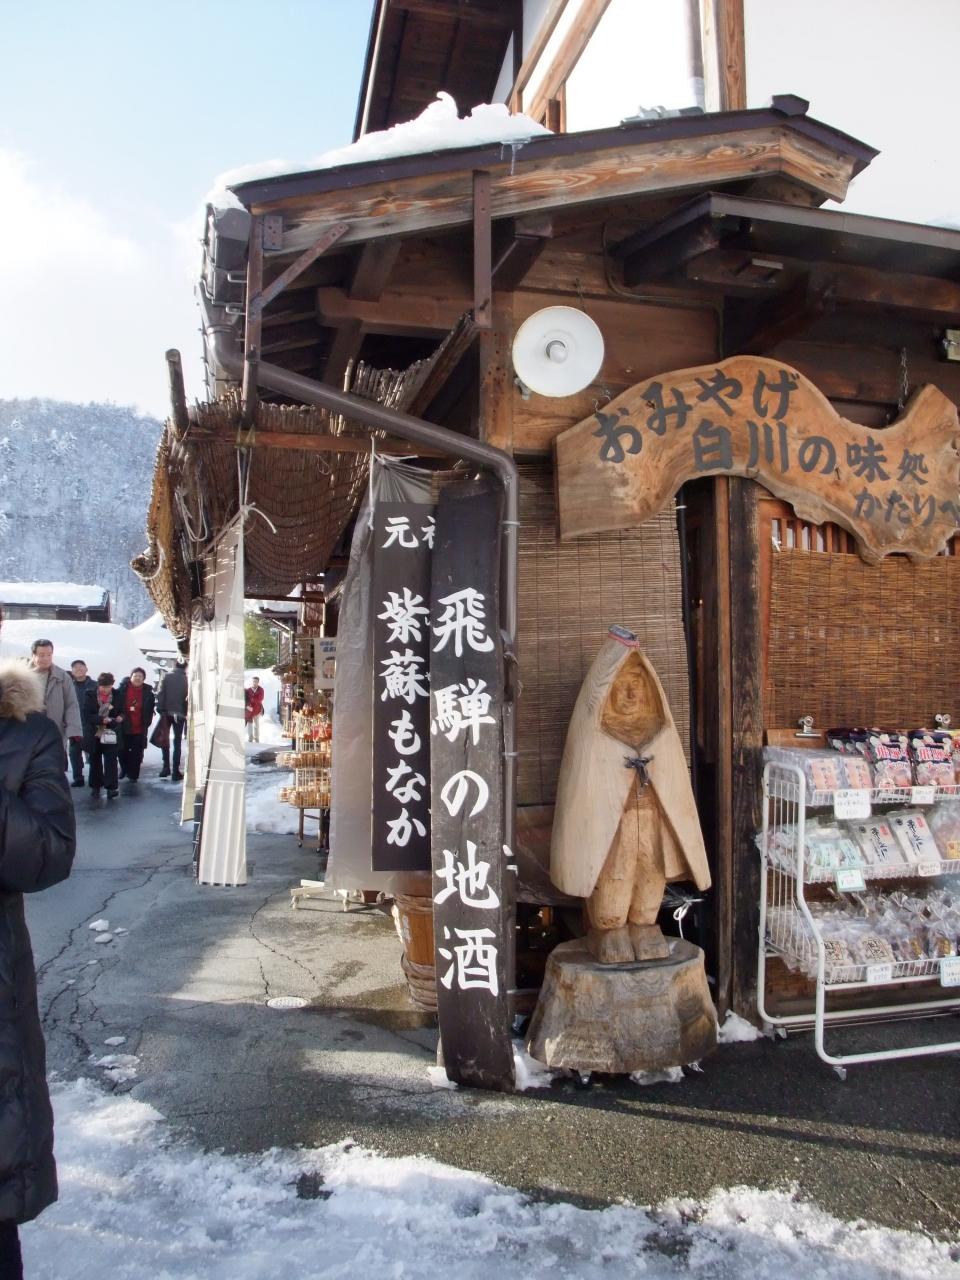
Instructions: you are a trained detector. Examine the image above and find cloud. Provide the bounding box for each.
[0,150,203,418]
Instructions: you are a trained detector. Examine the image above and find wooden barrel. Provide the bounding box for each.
[393,893,436,1011]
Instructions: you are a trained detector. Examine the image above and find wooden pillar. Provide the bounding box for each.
[242,216,264,425]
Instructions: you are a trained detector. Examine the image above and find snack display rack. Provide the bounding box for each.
[757,760,960,1078]
[277,710,332,851]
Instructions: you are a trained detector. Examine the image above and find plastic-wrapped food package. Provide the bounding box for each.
[888,809,941,865]
[864,731,912,791]
[849,818,900,866]
[927,802,960,860]
[908,730,955,788]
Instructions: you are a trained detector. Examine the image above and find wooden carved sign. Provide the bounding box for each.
[555,356,960,563]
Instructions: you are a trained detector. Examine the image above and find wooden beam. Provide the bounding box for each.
[702,0,746,112]
[508,0,567,111]
[405,315,478,416]
[473,170,493,329]
[726,276,831,354]
[322,319,363,390]
[191,427,445,457]
[272,126,856,253]
[251,222,349,315]
[389,0,513,23]
[165,349,189,433]
[316,285,470,335]
[619,215,741,285]
[491,214,553,290]
[348,239,402,301]
[526,0,614,125]
[811,262,960,324]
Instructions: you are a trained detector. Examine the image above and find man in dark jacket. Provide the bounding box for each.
[156,659,188,781]
[116,667,155,784]
[68,659,96,788]
[0,658,76,1277]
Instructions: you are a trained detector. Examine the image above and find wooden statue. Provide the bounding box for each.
[550,626,711,964]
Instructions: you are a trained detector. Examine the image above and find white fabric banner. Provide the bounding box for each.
[191,517,247,886]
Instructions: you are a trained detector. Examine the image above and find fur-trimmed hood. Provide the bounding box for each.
[0,659,45,721]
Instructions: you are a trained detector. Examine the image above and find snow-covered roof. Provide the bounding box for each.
[0,619,158,683]
[130,611,179,651]
[0,581,108,608]
[211,94,549,209]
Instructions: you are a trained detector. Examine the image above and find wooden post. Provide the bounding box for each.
[701,0,746,113]
[242,216,264,425]
[165,348,189,434]
[473,170,493,331]
[713,475,733,1014]
[727,477,764,1018]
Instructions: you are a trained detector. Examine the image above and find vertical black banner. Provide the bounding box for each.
[430,478,514,1090]
[371,500,435,872]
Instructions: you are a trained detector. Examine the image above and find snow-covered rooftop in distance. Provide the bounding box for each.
[210,93,549,209]
[131,611,179,651]
[0,581,108,607]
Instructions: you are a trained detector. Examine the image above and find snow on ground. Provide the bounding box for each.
[0,618,159,684]
[211,93,550,207]
[22,1078,960,1280]
[0,580,107,607]
[130,609,179,661]
[244,666,298,834]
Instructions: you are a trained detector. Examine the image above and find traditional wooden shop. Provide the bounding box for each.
[137,94,960,1087]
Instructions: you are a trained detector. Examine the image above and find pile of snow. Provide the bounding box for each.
[211,93,550,208]
[0,580,107,607]
[0,619,158,684]
[22,1078,959,1279]
[718,1011,764,1044]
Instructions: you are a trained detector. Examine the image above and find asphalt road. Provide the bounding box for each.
[27,762,960,1240]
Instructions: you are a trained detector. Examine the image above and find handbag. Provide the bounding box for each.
[100,728,117,746]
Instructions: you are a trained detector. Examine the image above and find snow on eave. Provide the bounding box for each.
[209,93,549,210]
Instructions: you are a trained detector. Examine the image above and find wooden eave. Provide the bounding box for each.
[353,0,516,139]
[230,105,877,256]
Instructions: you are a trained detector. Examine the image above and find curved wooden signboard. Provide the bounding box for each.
[555,356,960,563]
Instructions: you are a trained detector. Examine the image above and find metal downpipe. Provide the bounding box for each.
[208,329,519,933]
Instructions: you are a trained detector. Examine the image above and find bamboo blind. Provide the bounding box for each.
[516,462,690,807]
[767,548,960,728]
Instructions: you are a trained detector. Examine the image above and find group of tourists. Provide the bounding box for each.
[27,638,188,800]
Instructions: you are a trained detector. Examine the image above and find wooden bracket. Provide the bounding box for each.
[250,222,349,316]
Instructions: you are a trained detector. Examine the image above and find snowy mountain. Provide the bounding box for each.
[0,398,161,624]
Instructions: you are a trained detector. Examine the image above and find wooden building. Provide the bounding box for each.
[138,1,960,1077]
[0,582,111,623]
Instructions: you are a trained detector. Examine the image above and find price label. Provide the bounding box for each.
[939,957,960,988]
[835,866,866,892]
[917,860,941,877]
[833,789,871,820]
[911,785,937,806]
[866,963,894,984]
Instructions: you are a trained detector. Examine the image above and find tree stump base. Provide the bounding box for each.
[526,937,717,1074]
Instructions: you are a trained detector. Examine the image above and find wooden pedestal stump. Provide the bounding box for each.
[526,937,716,1074]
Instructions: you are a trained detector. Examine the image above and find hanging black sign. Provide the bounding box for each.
[371,500,435,872]
[430,478,514,1090]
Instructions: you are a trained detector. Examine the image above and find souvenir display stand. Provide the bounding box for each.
[758,759,960,1077]
[278,709,332,852]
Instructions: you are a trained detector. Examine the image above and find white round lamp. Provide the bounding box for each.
[511,305,605,398]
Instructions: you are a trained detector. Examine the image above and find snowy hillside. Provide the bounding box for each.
[0,398,161,624]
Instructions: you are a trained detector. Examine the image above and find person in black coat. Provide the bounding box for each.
[0,659,76,1278]
[68,660,96,788]
[115,668,155,784]
[81,673,124,799]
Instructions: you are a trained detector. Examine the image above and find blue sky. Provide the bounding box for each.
[0,1,374,416]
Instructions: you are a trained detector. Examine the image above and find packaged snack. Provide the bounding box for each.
[908,731,955,788]
[888,809,941,865]
[840,755,873,789]
[763,746,844,793]
[849,819,899,865]
[864,732,912,791]
[850,932,895,966]
[927,802,960,861]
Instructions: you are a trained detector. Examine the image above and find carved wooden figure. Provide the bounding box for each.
[550,627,711,964]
